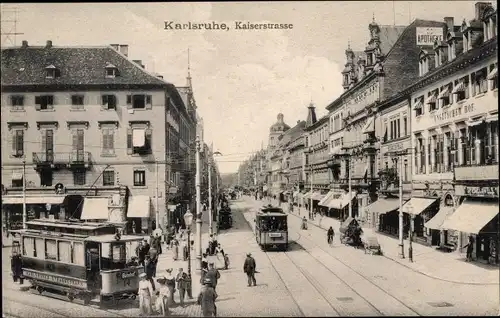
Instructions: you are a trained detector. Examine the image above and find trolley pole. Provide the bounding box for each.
[155,161,160,228]
[208,151,213,236]
[309,146,314,220]
[195,136,203,271]
[348,158,352,219]
[22,158,27,229]
[397,157,405,259]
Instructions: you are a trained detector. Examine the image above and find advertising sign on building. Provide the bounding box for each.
[416,27,443,46]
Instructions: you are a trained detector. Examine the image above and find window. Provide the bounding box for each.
[471,68,488,95]
[414,96,424,117]
[12,129,24,157]
[133,170,146,186]
[10,95,24,110]
[73,170,86,185]
[454,76,470,102]
[403,116,408,136]
[485,121,498,164]
[12,176,22,188]
[460,128,468,165]
[35,95,54,110]
[23,237,35,257]
[102,128,115,155]
[428,90,438,112]
[34,238,44,258]
[45,239,57,260]
[396,118,401,139]
[111,243,126,263]
[489,64,498,90]
[106,68,117,77]
[101,95,117,110]
[127,94,152,109]
[71,95,84,109]
[72,242,85,266]
[40,169,53,187]
[127,128,152,155]
[445,132,453,172]
[103,170,115,186]
[58,241,72,263]
[440,83,452,107]
[427,137,431,172]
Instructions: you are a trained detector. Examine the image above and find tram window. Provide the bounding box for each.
[45,239,57,260]
[72,242,85,266]
[112,244,126,263]
[58,241,72,263]
[23,237,35,257]
[34,238,45,258]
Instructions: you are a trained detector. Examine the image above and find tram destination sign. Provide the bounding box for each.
[23,269,87,288]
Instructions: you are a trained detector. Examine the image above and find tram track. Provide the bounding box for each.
[294,230,421,316]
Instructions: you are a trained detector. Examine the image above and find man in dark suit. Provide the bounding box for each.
[243,253,257,287]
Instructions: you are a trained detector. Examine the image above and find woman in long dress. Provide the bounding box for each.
[172,239,179,261]
[138,273,154,316]
[165,268,177,307]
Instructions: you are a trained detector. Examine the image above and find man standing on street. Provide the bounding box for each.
[243,253,257,287]
[175,267,189,307]
[205,262,221,291]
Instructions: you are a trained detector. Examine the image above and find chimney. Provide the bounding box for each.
[21,40,28,48]
[444,17,454,32]
[157,74,164,79]
[119,44,129,57]
[46,40,52,48]
[475,2,491,20]
[110,44,119,51]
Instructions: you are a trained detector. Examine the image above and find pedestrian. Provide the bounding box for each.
[143,239,151,256]
[145,255,156,291]
[135,241,146,266]
[11,250,23,284]
[155,276,170,317]
[327,226,335,246]
[463,235,475,262]
[243,253,257,287]
[172,239,179,261]
[197,278,218,317]
[165,268,177,306]
[205,262,221,291]
[138,272,154,316]
[183,242,189,261]
[175,267,189,307]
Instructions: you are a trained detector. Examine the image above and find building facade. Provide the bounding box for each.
[1,41,184,234]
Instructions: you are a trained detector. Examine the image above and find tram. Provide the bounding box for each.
[9,219,144,306]
[254,205,288,251]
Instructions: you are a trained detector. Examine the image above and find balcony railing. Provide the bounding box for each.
[454,164,499,181]
[32,151,91,168]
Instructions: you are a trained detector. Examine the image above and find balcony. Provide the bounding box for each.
[32,151,91,169]
[454,163,498,182]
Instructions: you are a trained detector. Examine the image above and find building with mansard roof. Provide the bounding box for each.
[1,40,193,235]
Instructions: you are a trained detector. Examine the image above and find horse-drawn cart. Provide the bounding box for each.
[339,217,363,248]
[362,235,382,255]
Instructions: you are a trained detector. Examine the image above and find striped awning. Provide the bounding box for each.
[127,195,151,218]
[437,87,450,99]
[412,100,423,110]
[487,67,497,80]
[425,94,437,104]
[451,81,465,93]
[81,198,109,220]
[467,117,485,127]
[362,117,375,134]
[303,191,313,199]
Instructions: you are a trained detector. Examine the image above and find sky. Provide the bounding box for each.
[0,1,489,173]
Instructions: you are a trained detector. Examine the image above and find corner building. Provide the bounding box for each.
[407,3,498,264]
[1,41,186,234]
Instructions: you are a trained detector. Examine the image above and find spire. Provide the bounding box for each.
[305,101,317,128]
[186,47,192,89]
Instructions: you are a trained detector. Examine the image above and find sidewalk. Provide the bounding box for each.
[249,197,499,285]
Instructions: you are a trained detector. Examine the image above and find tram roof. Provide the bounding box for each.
[86,234,145,243]
[26,219,115,230]
[259,206,285,214]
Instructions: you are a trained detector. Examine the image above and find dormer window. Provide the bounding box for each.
[105,63,119,78]
[45,65,60,79]
[419,53,429,76]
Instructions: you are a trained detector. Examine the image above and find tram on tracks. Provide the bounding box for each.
[9,219,144,306]
[254,205,288,251]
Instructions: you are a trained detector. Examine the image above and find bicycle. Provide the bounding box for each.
[327,235,334,247]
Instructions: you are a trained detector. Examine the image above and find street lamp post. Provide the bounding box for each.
[407,202,414,262]
[309,146,314,220]
[195,136,202,270]
[213,151,223,235]
[393,156,405,259]
[183,208,194,296]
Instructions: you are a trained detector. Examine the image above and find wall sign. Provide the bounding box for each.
[23,269,87,288]
[416,27,444,45]
[455,185,499,198]
[433,103,475,123]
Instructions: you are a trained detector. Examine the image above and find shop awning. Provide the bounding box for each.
[303,191,313,199]
[401,197,437,215]
[318,190,335,207]
[467,117,485,127]
[451,81,465,93]
[486,114,498,123]
[441,200,498,234]
[413,99,424,110]
[366,198,402,215]
[331,146,344,156]
[487,67,497,80]
[2,196,66,205]
[127,195,151,218]
[362,117,375,134]
[425,94,437,104]
[311,192,324,201]
[11,171,23,180]
[80,198,109,220]
[329,191,356,209]
[424,206,455,230]
[132,129,146,147]
[437,87,450,99]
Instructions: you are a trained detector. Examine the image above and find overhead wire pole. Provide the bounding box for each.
[1,7,24,47]
[208,143,213,236]
[195,135,202,271]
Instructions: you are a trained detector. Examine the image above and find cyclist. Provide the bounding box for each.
[327,226,335,246]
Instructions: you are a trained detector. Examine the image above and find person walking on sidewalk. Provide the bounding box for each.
[243,253,257,287]
[175,267,189,307]
[327,226,335,246]
[205,262,221,291]
[172,239,179,261]
[197,278,218,317]
[145,255,156,291]
[138,273,154,316]
[165,268,177,307]
[155,276,171,317]
[463,235,475,262]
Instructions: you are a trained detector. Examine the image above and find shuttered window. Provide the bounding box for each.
[102,128,115,155]
[12,130,24,157]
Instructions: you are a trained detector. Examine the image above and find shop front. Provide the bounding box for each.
[324,190,357,221]
[126,195,152,234]
[401,197,441,245]
[365,195,408,234]
[423,193,457,249]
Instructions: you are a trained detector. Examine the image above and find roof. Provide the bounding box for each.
[378,25,407,56]
[280,121,306,146]
[1,45,168,88]
[305,114,329,131]
[86,234,145,243]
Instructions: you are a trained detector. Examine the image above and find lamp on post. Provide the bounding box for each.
[407,201,414,262]
[183,208,194,295]
[392,156,405,259]
[213,151,223,235]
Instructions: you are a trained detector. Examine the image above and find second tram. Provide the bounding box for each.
[254,205,288,251]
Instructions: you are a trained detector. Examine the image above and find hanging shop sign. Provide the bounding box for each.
[416,27,444,45]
